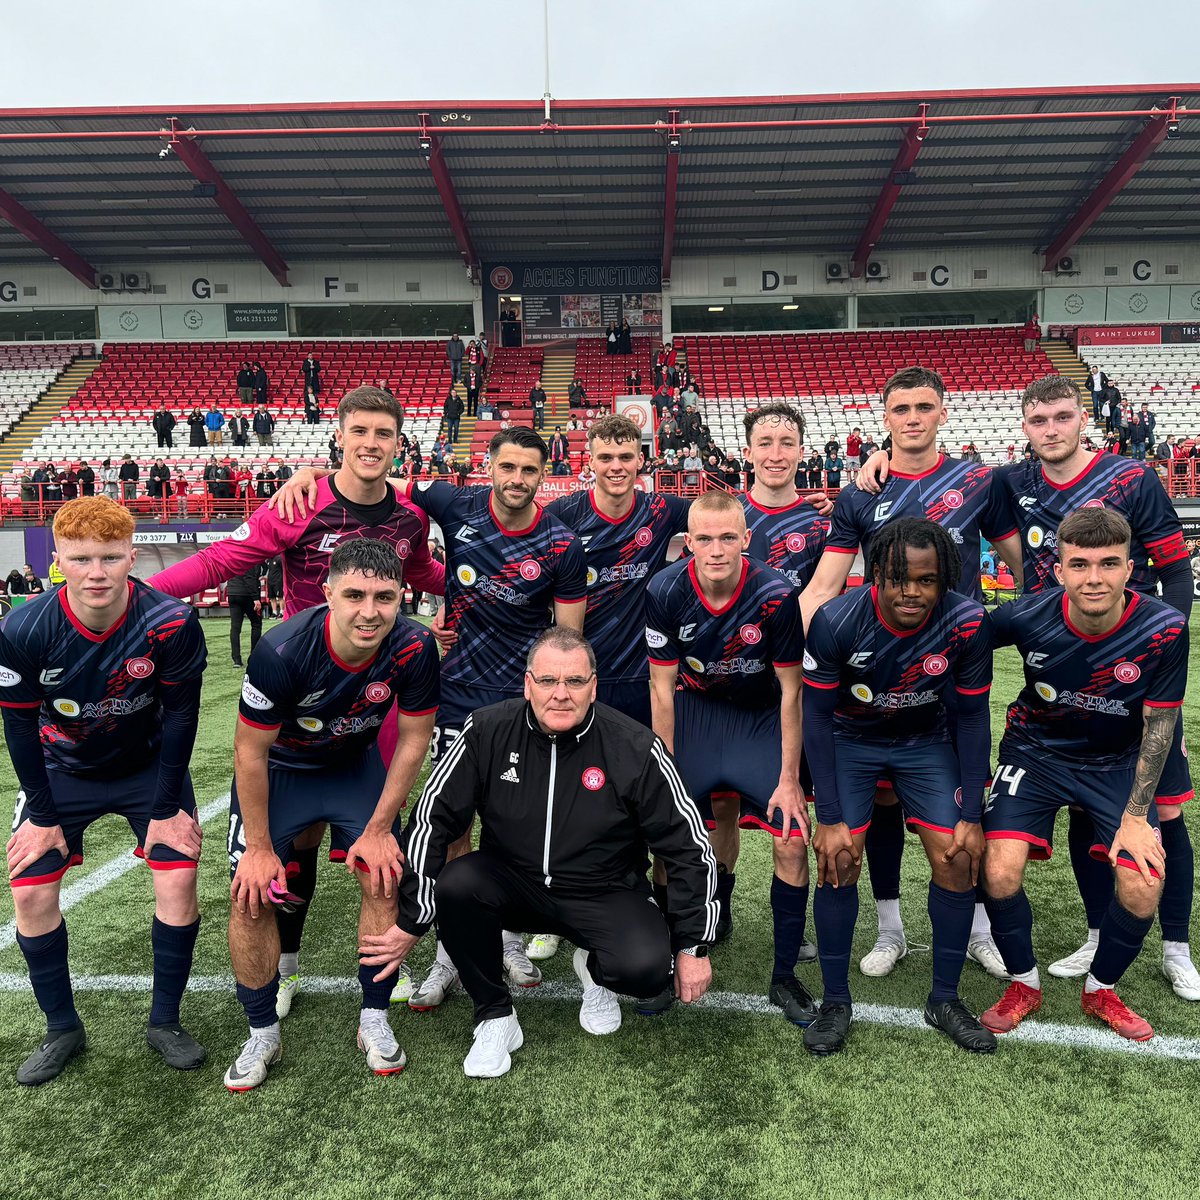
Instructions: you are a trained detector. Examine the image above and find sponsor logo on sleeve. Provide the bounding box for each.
[586,567,598,588]
[802,650,817,671]
[457,565,478,587]
[241,679,274,711]
[646,628,668,649]
[0,667,21,686]
[230,523,251,541]
[1027,525,1045,549]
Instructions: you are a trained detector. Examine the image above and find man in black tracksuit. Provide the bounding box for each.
[363,628,717,1077]
[226,563,264,666]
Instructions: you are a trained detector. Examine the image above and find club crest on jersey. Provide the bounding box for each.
[1027,525,1046,549]
[297,716,324,732]
[685,656,705,673]
[519,559,542,581]
[365,682,392,704]
[954,787,963,808]
[125,657,155,679]
[52,698,80,717]
[395,539,411,560]
[582,767,606,791]
[851,683,874,703]
[634,526,654,548]
[457,565,478,586]
[739,623,762,645]
[922,654,948,676]
[1034,682,1057,702]
[942,490,964,510]
[1113,661,1141,684]
[0,667,21,686]
[786,533,807,553]
[1082,499,1106,509]
[241,679,273,711]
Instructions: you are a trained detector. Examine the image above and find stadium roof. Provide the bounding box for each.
[0,85,1198,288]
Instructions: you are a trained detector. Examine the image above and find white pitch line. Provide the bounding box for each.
[0,971,1195,1062]
[0,793,230,954]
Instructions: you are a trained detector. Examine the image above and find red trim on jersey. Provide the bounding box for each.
[823,546,857,555]
[398,705,439,717]
[323,611,380,673]
[648,656,679,667]
[1041,451,1105,492]
[588,490,636,526]
[871,585,932,638]
[57,581,133,643]
[1145,531,1189,565]
[746,493,807,514]
[1155,790,1194,806]
[553,596,587,606]
[1145,699,1184,708]
[992,527,1019,542]
[773,659,802,668]
[802,677,839,689]
[0,699,41,709]
[956,685,992,696]
[1062,589,1140,643]
[889,454,945,481]
[11,853,84,886]
[237,714,282,732]
[688,557,748,616]
[984,829,1052,859]
[489,493,542,537]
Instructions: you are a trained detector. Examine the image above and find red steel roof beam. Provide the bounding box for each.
[1041,98,1180,271]
[850,105,928,278]
[0,184,97,288]
[422,115,478,269]
[661,110,681,284]
[168,125,290,286]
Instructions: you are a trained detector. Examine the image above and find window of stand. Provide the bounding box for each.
[0,308,98,340]
[858,289,1037,328]
[672,298,848,333]
[288,303,475,338]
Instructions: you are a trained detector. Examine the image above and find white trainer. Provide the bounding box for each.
[464,1013,524,1078]
[525,934,562,962]
[275,974,299,1019]
[573,948,621,1035]
[357,1009,407,1075]
[1047,940,1097,979]
[389,960,415,1005]
[503,940,543,988]
[859,930,908,977]
[223,1029,282,1092]
[408,960,459,1010]
[1163,957,1200,1001]
[966,934,1011,980]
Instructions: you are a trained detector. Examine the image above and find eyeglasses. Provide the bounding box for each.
[527,672,595,691]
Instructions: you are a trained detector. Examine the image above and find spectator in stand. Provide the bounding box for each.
[652,383,675,419]
[567,414,584,432]
[117,456,139,502]
[1104,430,1122,455]
[252,405,276,448]
[43,466,62,505]
[253,361,269,407]
[429,433,449,475]
[625,367,642,394]
[237,361,255,406]
[100,458,119,500]
[682,444,703,472]
[806,450,824,490]
[327,432,342,468]
[1129,404,1150,461]
[845,427,863,461]
[568,378,587,409]
[1101,381,1121,433]
[466,366,482,418]
[859,432,878,465]
[6,568,25,595]
[454,453,472,487]
[478,332,490,371]
[265,558,284,619]
[186,407,205,448]
[16,467,35,504]
[658,413,683,454]
[228,408,250,448]
[1139,402,1156,451]
[578,463,597,489]
[1084,364,1109,424]
[443,389,464,444]
[304,389,321,424]
[549,426,571,476]
[61,465,79,503]
[824,445,845,490]
[203,457,221,498]
[824,436,839,457]
[529,381,548,430]
[620,319,633,355]
[226,563,264,667]
[606,323,619,354]
[409,441,424,477]
[446,332,465,383]
[205,404,225,447]
[21,564,44,595]
[679,381,699,413]
[1117,402,1133,456]
[152,405,176,449]
[230,461,253,501]
[1022,314,1041,353]
[174,473,190,518]
[147,458,170,500]
[216,459,234,501]
[302,351,321,397]
[255,464,279,498]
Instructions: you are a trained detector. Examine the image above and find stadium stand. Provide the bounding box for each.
[1073,343,1200,430]
[0,344,91,439]
[574,335,657,406]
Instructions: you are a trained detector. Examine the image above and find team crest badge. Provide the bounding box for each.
[125,657,155,679]
[634,527,654,548]
[740,624,762,645]
[1113,662,1141,684]
[519,560,542,581]
[942,490,964,510]
[582,767,606,791]
[922,654,948,676]
[365,682,392,704]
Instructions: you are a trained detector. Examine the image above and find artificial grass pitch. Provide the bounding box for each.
[0,618,1198,1200]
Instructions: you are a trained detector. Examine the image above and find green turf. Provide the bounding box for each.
[1,614,1199,1200]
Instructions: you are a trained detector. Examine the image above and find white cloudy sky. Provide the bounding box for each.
[1,0,1195,107]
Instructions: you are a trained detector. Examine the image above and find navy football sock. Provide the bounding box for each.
[1067,808,1112,930]
[236,976,280,1030]
[1158,818,1194,944]
[865,802,903,901]
[770,876,809,982]
[928,883,974,1003]
[149,916,200,1026]
[359,962,398,1013]
[276,845,318,955]
[813,882,858,1005]
[716,869,735,920]
[1091,897,1155,988]
[17,922,79,1032]
[982,888,1036,977]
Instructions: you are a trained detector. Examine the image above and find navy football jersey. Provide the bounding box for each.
[239,606,440,769]
[743,494,831,590]
[0,580,206,777]
[412,481,587,692]
[990,589,1187,768]
[824,455,1010,600]
[645,556,804,710]
[803,584,992,744]
[990,453,1188,596]
[545,489,690,683]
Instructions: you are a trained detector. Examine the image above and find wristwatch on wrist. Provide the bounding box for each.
[678,944,709,959]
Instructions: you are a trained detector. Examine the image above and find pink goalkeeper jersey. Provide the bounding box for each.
[148,476,444,616]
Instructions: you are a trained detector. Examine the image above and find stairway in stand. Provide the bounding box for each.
[539,344,577,431]
[0,355,103,474]
[445,376,473,464]
[1040,338,1090,393]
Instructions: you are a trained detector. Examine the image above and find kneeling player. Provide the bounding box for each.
[981,509,1184,1041]
[647,492,814,1024]
[224,539,438,1090]
[1,498,208,1084]
[803,518,996,1055]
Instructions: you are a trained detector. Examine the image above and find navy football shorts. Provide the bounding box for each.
[11,761,198,887]
[431,682,514,765]
[597,677,652,729]
[984,746,1161,877]
[227,750,388,879]
[825,738,965,836]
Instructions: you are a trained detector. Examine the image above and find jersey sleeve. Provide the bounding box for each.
[1131,466,1188,567]
[1145,620,1189,708]
[238,644,296,730]
[396,499,445,596]
[952,610,993,696]
[978,468,1019,541]
[823,487,862,554]
[408,480,459,527]
[986,598,1021,649]
[644,580,679,666]
[156,607,208,685]
[552,531,588,604]
[394,629,441,716]
[0,619,46,710]
[665,495,692,534]
[801,607,843,690]
[767,587,805,667]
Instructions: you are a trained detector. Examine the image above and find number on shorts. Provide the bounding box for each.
[227,811,246,867]
[429,725,462,763]
[991,765,1026,796]
[12,790,27,833]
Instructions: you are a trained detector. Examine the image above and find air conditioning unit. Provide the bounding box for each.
[122,270,152,292]
[1055,256,1078,276]
[865,261,891,280]
[98,271,121,291]
[825,262,848,282]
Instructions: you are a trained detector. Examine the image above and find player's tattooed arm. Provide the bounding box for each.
[1127,707,1176,818]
